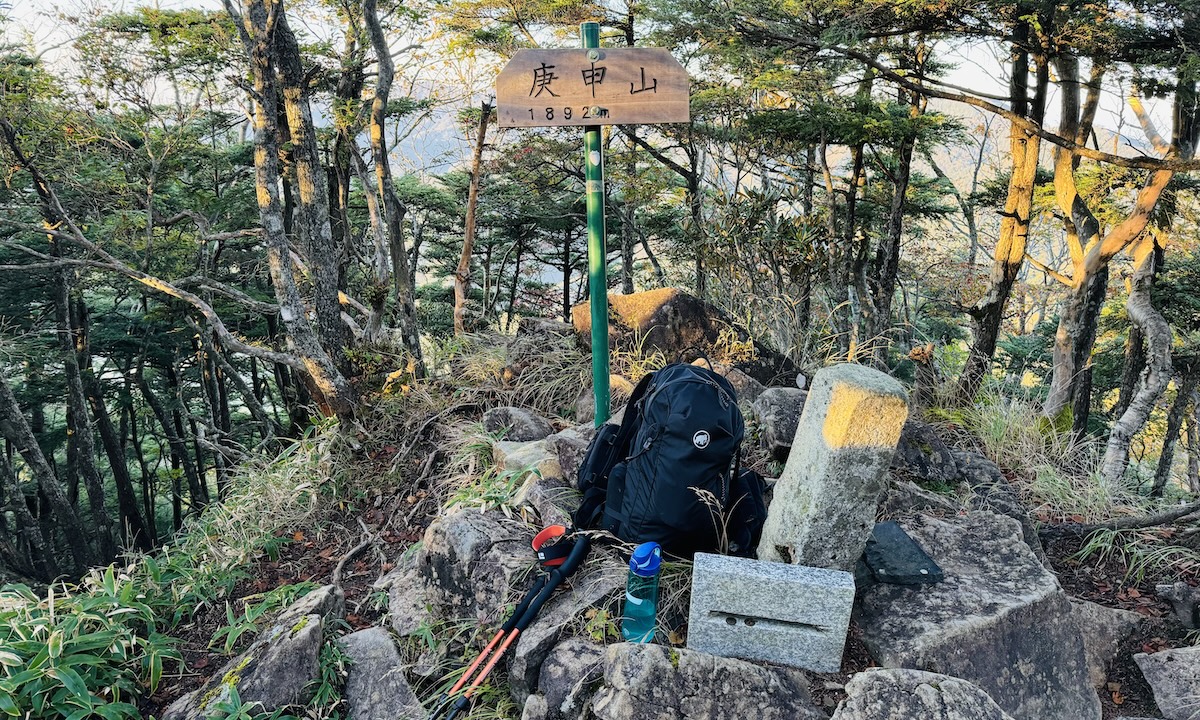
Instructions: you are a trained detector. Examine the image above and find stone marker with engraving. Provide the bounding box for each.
[757,363,909,570]
[686,552,854,673]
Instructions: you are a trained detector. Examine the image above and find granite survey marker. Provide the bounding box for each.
[756,363,909,570]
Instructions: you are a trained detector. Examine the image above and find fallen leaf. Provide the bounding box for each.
[293,531,304,542]
[1112,690,1124,705]
[1127,588,1141,598]
[193,656,210,669]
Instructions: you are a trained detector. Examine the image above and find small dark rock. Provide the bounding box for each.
[483,407,555,442]
[751,387,808,462]
[1155,581,1200,629]
[892,419,961,484]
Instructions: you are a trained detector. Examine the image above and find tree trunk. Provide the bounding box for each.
[958,32,1046,400]
[73,298,152,551]
[157,363,207,509]
[1153,370,1198,496]
[224,0,357,417]
[1114,324,1147,420]
[126,395,158,547]
[1187,403,1200,493]
[52,267,117,562]
[362,0,426,374]
[1101,235,1171,486]
[0,454,57,579]
[456,99,492,335]
[0,373,92,572]
[272,10,349,369]
[562,229,572,322]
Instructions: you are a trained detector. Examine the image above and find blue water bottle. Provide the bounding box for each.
[621,542,662,643]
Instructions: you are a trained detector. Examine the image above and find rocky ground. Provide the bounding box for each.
[144,291,1200,720]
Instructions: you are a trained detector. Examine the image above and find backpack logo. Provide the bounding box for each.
[692,430,711,449]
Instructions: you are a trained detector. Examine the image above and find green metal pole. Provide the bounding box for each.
[582,21,610,426]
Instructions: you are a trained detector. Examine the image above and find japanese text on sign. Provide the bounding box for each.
[497,48,689,128]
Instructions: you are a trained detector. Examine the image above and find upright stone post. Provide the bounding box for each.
[757,363,909,570]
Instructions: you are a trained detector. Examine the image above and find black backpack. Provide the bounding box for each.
[572,363,767,557]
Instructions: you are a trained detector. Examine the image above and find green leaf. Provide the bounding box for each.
[0,692,18,717]
[0,653,20,668]
[46,667,91,706]
[47,631,63,659]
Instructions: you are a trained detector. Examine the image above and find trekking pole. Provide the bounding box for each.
[434,534,592,720]
[426,574,549,719]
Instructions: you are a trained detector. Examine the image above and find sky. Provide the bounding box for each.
[3,0,1180,179]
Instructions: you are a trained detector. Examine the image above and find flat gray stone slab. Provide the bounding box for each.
[687,552,854,673]
[1135,646,1200,720]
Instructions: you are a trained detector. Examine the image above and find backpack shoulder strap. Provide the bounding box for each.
[571,371,655,531]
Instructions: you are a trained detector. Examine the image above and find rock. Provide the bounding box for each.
[376,550,440,637]
[276,584,345,626]
[857,511,1099,720]
[686,552,854,673]
[750,387,808,462]
[954,450,1047,563]
[545,426,593,483]
[757,364,909,571]
[892,420,961,485]
[507,320,579,382]
[1135,646,1200,720]
[1070,599,1143,688]
[493,440,563,480]
[417,509,535,622]
[164,614,325,719]
[509,559,624,703]
[590,643,826,720]
[339,628,424,720]
[522,638,607,720]
[863,521,944,585]
[483,407,555,442]
[879,479,962,519]
[570,288,798,385]
[692,359,766,404]
[1156,582,1200,629]
[831,668,1017,720]
[512,472,578,527]
[575,376,634,426]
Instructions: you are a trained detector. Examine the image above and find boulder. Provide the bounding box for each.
[570,288,797,385]
[892,420,961,485]
[545,426,594,483]
[831,668,1017,720]
[856,511,1099,720]
[164,585,345,719]
[691,359,766,404]
[1156,582,1200,629]
[521,638,607,720]
[757,364,909,571]
[879,479,962,519]
[1070,598,1143,688]
[339,628,424,720]
[483,407,555,442]
[509,559,624,703]
[750,387,808,462]
[376,550,440,637]
[416,509,535,622]
[1134,646,1200,720]
[493,440,563,480]
[165,616,326,719]
[589,643,826,720]
[954,450,1046,562]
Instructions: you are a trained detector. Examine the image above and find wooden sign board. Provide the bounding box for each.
[497,48,689,128]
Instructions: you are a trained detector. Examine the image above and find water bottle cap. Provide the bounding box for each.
[629,542,662,577]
